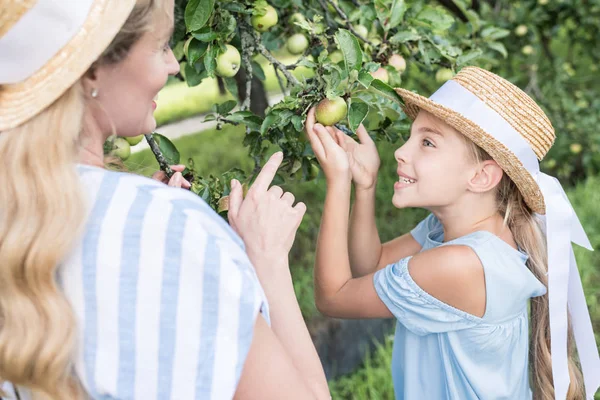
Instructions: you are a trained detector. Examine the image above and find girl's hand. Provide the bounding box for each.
[304,107,351,185]
[228,152,307,271]
[326,123,380,191]
[151,164,191,189]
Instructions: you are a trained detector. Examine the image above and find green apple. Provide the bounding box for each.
[435,68,454,83]
[125,134,144,146]
[286,33,309,55]
[289,12,307,26]
[388,54,406,73]
[111,137,131,161]
[370,67,389,83]
[315,96,347,126]
[538,0,548,4]
[521,45,534,55]
[329,50,344,63]
[354,24,368,38]
[215,45,241,78]
[570,143,582,154]
[514,25,528,37]
[252,5,278,32]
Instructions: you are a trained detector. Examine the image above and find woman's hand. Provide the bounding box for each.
[228,152,307,272]
[151,164,191,189]
[306,108,380,191]
[304,107,351,186]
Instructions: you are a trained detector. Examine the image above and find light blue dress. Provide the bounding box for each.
[373,214,547,399]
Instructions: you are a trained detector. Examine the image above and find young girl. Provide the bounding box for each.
[305,66,600,399]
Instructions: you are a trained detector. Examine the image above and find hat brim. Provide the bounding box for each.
[395,87,546,214]
[0,0,136,131]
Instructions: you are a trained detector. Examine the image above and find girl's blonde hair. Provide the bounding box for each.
[467,141,584,400]
[0,0,163,398]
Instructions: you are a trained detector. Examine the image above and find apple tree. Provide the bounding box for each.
[111,0,513,213]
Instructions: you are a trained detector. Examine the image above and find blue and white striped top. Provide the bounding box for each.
[3,164,270,400]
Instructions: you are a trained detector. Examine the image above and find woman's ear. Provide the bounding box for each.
[81,64,99,97]
[468,160,504,193]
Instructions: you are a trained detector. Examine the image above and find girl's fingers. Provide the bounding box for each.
[152,171,167,183]
[313,123,340,155]
[356,124,374,146]
[168,172,184,188]
[170,164,186,172]
[335,129,348,151]
[305,109,326,159]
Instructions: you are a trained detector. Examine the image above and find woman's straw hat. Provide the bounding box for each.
[0,0,136,131]
[395,67,554,214]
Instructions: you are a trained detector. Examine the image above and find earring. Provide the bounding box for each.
[91,88,98,98]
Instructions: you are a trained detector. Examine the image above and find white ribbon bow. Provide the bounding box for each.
[429,80,600,399]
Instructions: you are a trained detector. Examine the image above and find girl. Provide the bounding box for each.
[305,66,599,399]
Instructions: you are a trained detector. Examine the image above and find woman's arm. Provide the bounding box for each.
[228,152,329,399]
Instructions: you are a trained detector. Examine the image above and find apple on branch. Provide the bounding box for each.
[251,4,278,32]
[315,96,347,126]
[287,33,309,55]
[111,137,131,161]
[215,44,241,78]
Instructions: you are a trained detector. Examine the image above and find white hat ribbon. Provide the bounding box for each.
[0,0,94,84]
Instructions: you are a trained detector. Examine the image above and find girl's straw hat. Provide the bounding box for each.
[0,0,136,131]
[395,66,553,214]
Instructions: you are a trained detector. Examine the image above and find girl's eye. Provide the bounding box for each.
[422,139,435,147]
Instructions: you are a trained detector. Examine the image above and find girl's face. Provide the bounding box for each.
[392,110,477,210]
[90,0,179,137]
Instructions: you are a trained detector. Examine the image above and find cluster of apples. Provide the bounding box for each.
[110,135,144,161]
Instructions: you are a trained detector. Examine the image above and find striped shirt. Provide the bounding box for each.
[3,164,269,400]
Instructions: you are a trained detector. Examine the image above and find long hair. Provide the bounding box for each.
[0,1,162,398]
[466,141,584,399]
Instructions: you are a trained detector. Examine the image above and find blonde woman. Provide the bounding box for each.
[0,1,329,399]
[305,67,600,399]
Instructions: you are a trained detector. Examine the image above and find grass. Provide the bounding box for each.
[153,52,314,127]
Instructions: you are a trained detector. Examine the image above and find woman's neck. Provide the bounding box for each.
[78,114,110,168]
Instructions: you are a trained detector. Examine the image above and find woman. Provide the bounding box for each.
[0,0,329,399]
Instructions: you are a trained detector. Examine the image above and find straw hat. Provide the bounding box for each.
[395,67,554,214]
[0,0,137,131]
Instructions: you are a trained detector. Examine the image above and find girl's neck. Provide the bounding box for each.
[431,199,508,243]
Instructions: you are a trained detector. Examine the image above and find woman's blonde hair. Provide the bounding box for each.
[0,0,163,398]
[467,141,584,400]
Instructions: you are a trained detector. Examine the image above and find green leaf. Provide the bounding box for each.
[227,111,263,131]
[223,77,238,98]
[185,0,215,32]
[217,100,237,114]
[487,42,507,58]
[187,39,208,65]
[152,133,180,165]
[415,6,455,32]
[370,79,403,105]
[291,115,303,132]
[358,70,374,88]
[348,99,369,132]
[335,29,363,74]
[261,111,280,134]
[204,45,218,76]
[389,30,421,44]
[480,26,511,41]
[456,49,483,66]
[375,0,407,31]
[184,62,207,86]
[192,27,218,42]
[251,61,266,81]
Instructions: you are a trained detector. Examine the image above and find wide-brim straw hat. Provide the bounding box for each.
[395,66,554,214]
[0,0,137,131]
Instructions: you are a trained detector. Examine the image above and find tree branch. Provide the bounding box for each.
[146,133,174,177]
[324,0,373,45]
[240,20,255,113]
[253,30,301,86]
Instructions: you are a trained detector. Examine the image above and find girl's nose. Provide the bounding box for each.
[395,143,409,164]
